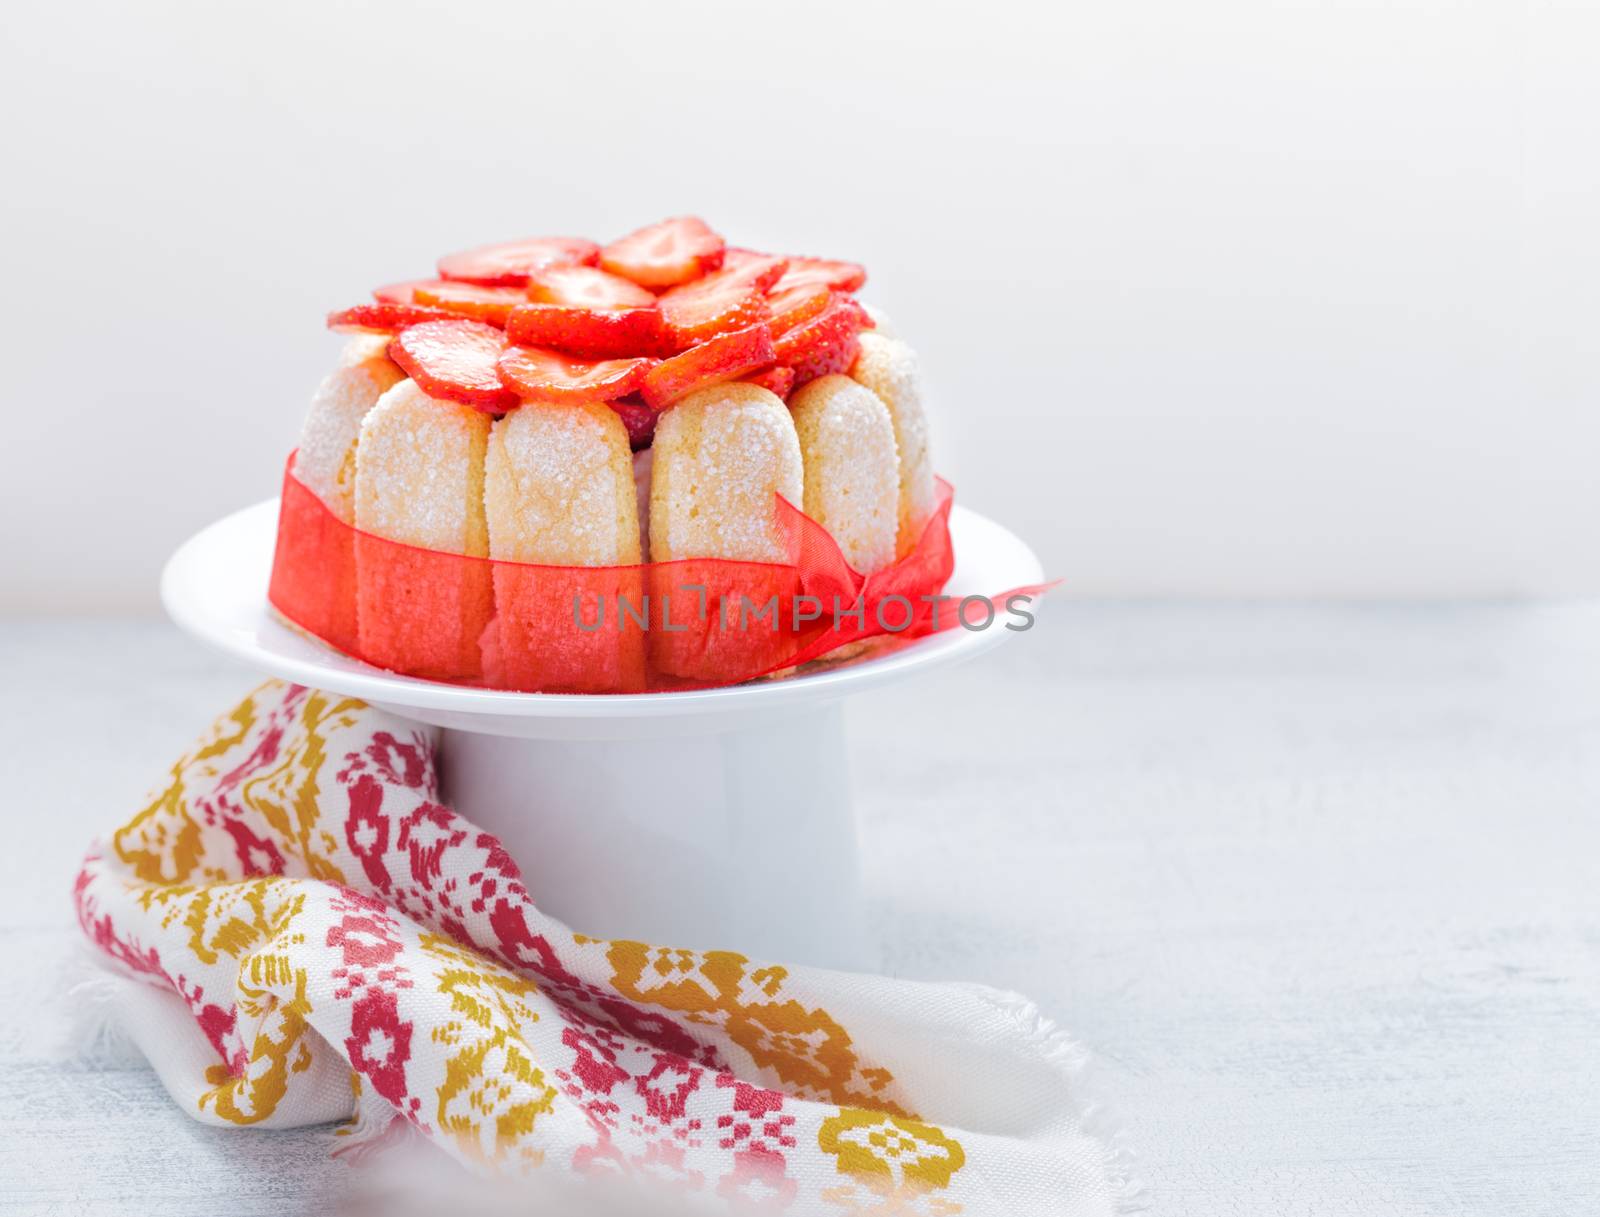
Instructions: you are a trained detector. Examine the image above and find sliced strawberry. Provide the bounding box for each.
[774,294,870,388]
[640,322,775,410]
[657,255,787,350]
[659,279,764,347]
[660,285,766,350]
[370,279,529,325]
[600,217,725,289]
[718,252,789,293]
[397,280,522,326]
[524,264,657,309]
[837,295,873,328]
[744,365,796,399]
[372,280,428,304]
[765,284,832,338]
[506,304,664,360]
[389,319,518,411]
[792,334,862,387]
[609,397,659,450]
[437,236,600,286]
[497,346,655,405]
[760,252,867,293]
[721,247,778,272]
[328,302,457,333]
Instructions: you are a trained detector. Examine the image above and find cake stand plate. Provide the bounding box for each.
[162,498,1044,970]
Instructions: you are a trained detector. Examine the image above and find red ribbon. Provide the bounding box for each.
[269,453,1037,694]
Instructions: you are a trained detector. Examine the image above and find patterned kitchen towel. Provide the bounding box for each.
[73,680,1130,1216]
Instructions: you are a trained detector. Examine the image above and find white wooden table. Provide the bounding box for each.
[2,607,1596,1214]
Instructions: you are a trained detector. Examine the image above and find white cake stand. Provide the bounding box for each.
[162,498,1044,970]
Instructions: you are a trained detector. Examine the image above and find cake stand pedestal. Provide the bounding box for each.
[162,499,1043,971]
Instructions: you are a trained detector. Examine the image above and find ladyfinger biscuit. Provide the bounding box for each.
[788,374,899,576]
[483,402,645,691]
[293,339,405,522]
[353,380,493,679]
[649,383,803,681]
[648,383,803,563]
[850,332,934,557]
[486,402,639,566]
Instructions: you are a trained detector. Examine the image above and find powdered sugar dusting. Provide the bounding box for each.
[851,332,934,557]
[354,380,490,554]
[294,350,405,522]
[484,402,638,564]
[789,374,899,574]
[649,384,803,562]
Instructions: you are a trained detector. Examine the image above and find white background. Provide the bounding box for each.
[1,0,1594,610]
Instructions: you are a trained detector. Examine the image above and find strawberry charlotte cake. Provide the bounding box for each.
[285,216,939,690]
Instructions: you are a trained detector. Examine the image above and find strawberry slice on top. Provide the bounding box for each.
[657,254,788,350]
[505,304,665,360]
[744,364,796,400]
[764,283,833,338]
[774,294,871,389]
[437,236,601,286]
[372,280,429,305]
[524,265,658,310]
[373,280,527,325]
[328,301,457,334]
[658,284,765,352]
[600,216,726,289]
[743,250,867,294]
[389,319,519,412]
[713,252,789,293]
[640,322,775,410]
[497,346,656,405]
